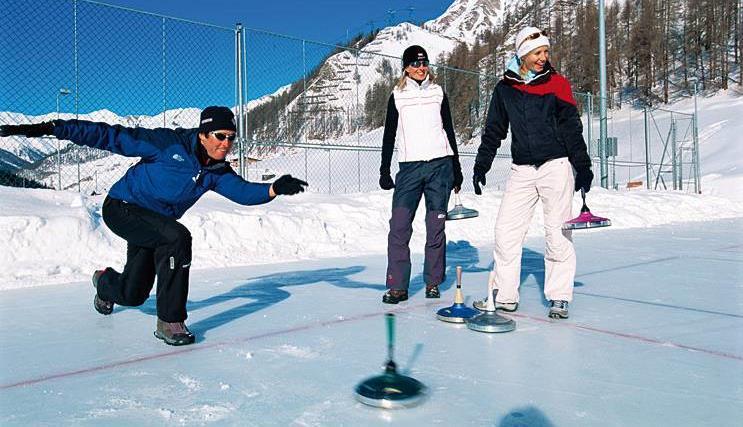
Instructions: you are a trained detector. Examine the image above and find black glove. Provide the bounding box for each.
[575,169,594,193]
[0,121,55,138]
[452,158,463,192]
[379,174,395,190]
[473,163,488,195]
[272,175,308,195]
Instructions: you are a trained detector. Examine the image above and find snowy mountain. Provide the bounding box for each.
[248,0,517,142]
[0,108,202,167]
[247,22,460,143]
[424,0,509,45]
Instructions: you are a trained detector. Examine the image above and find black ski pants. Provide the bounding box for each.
[98,197,192,322]
[386,156,453,290]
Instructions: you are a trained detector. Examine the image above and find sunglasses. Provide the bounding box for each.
[210,131,237,142]
[518,30,548,49]
[408,60,429,68]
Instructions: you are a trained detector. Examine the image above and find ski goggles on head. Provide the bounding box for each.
[408,60,429,68]
[210,131,237,142]
[518,30,548,49]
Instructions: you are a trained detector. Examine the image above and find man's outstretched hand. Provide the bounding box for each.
[271,175,308,196]
[0,122,55,138]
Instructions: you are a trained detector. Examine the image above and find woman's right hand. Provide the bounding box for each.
[379,174,395,190]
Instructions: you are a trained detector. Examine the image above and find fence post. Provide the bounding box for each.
[671,115,677,190]
[235,23,246,179]
[644,106,651,190]
[679,145,684,191]
[587,92,593,158]
[302,40,307,147]
[162,17,167,128]
[691,79,701,194]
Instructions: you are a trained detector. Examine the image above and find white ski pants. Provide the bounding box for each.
[492,157,576,303]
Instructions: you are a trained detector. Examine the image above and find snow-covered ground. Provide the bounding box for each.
[0,184,742,291]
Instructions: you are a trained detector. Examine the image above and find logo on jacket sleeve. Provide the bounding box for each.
[172,154,185,162]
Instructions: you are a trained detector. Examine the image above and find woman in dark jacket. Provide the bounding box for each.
[379,45,464,304]
[472,27,593,319]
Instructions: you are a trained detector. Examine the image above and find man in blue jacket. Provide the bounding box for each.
[0,106,307,345]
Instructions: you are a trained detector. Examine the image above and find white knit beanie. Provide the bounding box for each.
[515,26,550,59]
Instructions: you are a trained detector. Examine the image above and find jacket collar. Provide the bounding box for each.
[402,76,431,90]
[503,55,554,85]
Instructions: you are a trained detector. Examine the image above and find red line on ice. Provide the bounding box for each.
[2,301,740,390]
[509,312,743,361]
[0,301,440,390]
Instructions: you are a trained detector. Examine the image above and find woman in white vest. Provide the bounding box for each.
[379,45,464,304]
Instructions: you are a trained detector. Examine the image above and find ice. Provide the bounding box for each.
[1,219,741,425]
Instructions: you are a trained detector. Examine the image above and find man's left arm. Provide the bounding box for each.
[213,169,274,206]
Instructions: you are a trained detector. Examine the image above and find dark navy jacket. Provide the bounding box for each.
[53,120,272,219]
[476,63,591,173]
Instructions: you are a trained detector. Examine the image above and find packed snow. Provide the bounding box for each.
[1,182,741,292]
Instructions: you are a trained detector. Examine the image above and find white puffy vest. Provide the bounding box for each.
[392,78,453,162]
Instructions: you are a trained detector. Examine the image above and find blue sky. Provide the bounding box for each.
[102,0,453,45]
[1,0,455,117]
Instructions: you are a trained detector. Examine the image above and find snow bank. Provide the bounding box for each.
[1,185,741,290]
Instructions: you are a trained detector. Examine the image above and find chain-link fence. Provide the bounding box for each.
[573,91,700,193]
[0,0,235,193]
[0,1,700,196]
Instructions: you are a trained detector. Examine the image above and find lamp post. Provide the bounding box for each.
[598,0,608,189]
[689,77,701,194]
[56,88,71,190]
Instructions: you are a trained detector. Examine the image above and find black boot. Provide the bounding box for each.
[425,285,440,299]
[92,269,114,315]
[382,289,408,304]
[154,319,195,346]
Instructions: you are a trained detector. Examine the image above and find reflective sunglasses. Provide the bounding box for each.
[408,60,429,68]
[210,131,237,142]
[518,30,548,49]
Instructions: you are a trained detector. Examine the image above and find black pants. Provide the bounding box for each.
[99,197,192,322]
[386,156,453,290]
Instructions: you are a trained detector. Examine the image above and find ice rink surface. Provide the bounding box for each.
[1,219,741,426]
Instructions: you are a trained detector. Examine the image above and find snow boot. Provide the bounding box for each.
[548,300,569,319]
[382,289,408,304]
[473,298,518,312]
[425,284,440,299]
[154,319,195,346]
[92,269,114,315]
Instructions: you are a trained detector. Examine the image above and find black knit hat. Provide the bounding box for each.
[199,106,236,133]
[402,45,429,69]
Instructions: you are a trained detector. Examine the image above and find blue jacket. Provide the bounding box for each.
[54,120,272,218]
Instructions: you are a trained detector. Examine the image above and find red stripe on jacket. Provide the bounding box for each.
[511,73,577,106]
